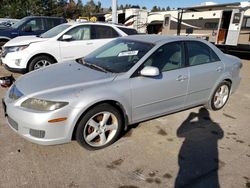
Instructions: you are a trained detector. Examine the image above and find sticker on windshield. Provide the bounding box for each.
[118,50,138,57]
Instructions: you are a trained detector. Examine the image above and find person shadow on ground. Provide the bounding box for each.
[175,108,224,188]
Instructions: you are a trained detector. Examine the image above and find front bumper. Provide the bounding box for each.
[2,98,79,145]
[1,50,30,73]
[3,63,26,74]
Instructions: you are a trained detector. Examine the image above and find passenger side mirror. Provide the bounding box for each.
[140,66,159,77]
[22,25,32,32]
[62,34,73,41]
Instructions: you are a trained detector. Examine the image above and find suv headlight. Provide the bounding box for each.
[21,98,68,111]
[8,45,29,52]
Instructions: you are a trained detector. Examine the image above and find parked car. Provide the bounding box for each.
[0,16,67,46]
[1,22,137,73]
[2,35,241,150]
[0,18,19,29]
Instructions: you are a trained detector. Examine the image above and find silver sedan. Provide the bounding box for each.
[2,35,242,150]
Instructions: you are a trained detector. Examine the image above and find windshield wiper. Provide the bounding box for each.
[83,61,109,73]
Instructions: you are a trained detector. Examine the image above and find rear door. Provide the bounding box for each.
[186,41,223,106]
[90,25,120,50]
[225,9,244,46]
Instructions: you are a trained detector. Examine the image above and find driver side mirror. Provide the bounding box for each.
[62,34,73,41]
[140,66,160,77]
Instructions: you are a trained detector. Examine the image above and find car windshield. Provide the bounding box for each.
[83,38,154,73]
[40,24,71,38]
[11,17,28,29]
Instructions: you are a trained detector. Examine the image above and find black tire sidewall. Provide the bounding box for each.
[210,81,231,111]
[76,104,123,150]
[28,55,54,72]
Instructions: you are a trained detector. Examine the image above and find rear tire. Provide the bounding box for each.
[28,55,55,72]
[207,81,231,111]
[76,104,123,150]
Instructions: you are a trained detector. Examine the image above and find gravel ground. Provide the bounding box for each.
[0,57,249,188]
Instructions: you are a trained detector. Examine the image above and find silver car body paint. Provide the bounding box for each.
[3,35,241,145]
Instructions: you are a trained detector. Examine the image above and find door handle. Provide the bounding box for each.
[86,42,93,45]
[216,67,223,72]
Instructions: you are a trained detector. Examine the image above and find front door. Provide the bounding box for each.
[130,42,189,122]
[225,9,244,46]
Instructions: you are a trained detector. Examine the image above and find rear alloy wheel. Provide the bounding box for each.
[76,104,123,150]
[210,81,231,111]
[28,55,55,72]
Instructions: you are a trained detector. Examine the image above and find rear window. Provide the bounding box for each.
[46,18,66,30]
[117,27,138,35]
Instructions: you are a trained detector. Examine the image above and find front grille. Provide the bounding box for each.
[29,129,45,138]
[7,116,18,130]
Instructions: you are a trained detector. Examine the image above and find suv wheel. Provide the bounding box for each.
[28,55,55,72]
[76,104,123,150]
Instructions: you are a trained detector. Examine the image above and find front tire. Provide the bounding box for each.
[209,81,231,111]
[28,55,55,72]
[76,104,123,150]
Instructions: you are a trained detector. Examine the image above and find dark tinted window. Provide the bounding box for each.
[46,18,65,30]
[117,27,138,35]
[144,42,185,72]
[242,17,250,28]
[186,41,220,66]
[204,22,218,29]
[92,25,119,39]
[21,18,44,32]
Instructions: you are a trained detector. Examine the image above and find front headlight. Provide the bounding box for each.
[8,45,29,52]
[21,98,68,111]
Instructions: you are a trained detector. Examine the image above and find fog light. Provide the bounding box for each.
[29,129,45,138]
[15,59,21,66]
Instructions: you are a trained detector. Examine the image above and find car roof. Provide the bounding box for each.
[66,21,136,29]
[122,34,208,44]
[24,16,66,19]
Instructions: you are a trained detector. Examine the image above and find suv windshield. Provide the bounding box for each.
[84,38,154,73]
[40,24,71,38]
[11,17,28,29]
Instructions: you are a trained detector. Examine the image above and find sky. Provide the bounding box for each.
[86,0,244,9]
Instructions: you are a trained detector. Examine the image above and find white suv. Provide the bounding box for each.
[1,22,137,73]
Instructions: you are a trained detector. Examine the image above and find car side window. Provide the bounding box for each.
[65,26,90,40]
[21,18,44,32]
[46,18,64,30]
[186,41,220,66]
[92,25,120,39]
[144,42,184,72]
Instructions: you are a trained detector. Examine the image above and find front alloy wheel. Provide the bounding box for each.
[76,104,123,150]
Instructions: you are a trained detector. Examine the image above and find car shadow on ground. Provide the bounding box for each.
[175,108,224,188]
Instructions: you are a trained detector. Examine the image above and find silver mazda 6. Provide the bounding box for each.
[2,35,241,150]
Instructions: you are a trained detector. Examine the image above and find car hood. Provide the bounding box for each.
[15,61,116,96]
[4,36,49,47]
